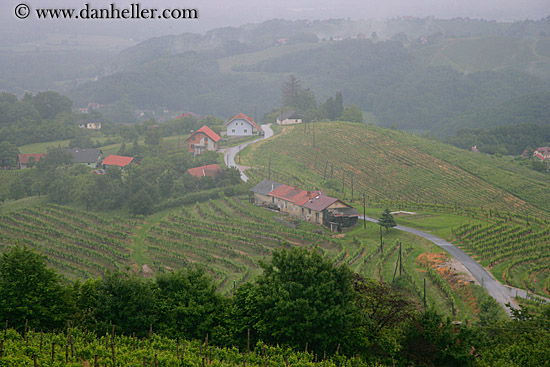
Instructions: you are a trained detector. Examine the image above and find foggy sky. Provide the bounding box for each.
[1,0,549,40]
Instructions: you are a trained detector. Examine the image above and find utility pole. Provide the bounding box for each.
[363,193,366,229]
[423,278,427,308]
[268,155,272,180]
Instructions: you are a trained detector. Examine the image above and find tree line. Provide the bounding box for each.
[1,245,549,366]
[4,144,242,215]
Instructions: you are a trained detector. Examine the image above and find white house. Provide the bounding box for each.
[225,113,262,136]
[276,110,302,125]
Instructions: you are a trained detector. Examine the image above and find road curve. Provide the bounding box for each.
[363,216,549,315]
[224,124,274,182]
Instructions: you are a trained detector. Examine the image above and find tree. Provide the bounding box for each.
[0,141,19,168]
[38,146,72,170]
[340,105,363,123]
[94,271,156,336]
[351,275,417,356]
[229,247,356,354]
[282,75,302,107]
[0,246,72,331]
[30,91,72,120]
[154,267,224,339]
[144,128,161,145]
[379,208,396,233]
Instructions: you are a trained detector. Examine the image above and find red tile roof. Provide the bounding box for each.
[101,155,134,167]
[186,125,221,143]
[225,112,262,132]
[18,153,45,164]
[187,164,221,178]
[268,184,323,206]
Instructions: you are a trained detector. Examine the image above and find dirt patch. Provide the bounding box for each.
[417,252,480,316]
[332,234,345,238]
[417,253,477,284]
[141,264,154,276]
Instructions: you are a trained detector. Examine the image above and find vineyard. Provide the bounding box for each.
[451,215,550,297]
[0,327,365,367]
[0,204,137,279]
[141,196,342,293]
[0,195,499,319]
[241,122,550,215]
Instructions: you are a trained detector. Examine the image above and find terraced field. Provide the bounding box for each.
[142,196,342,293]
[0,204,137,279]
[241,122,550,215]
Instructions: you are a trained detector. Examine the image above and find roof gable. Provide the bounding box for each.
[225,112,262,131]
[187,125,221,143]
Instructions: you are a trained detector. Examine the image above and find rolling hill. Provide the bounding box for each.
[241,122,550,215]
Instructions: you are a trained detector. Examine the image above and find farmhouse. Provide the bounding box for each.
[18,153,45,169]
[186,125,221,156]
[225,113,262,136]
[187,164,222,179]
[250,179,359,229]
[276,110,302,125]
[101,155,135,170]
[534,147,550,161]
[64,148,102,168]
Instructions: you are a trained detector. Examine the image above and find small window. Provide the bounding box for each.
[308,209,311,215]
[191,144,194,148]
[232,129,235,133]
[244,129,248,133]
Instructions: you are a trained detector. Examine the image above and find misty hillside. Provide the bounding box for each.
[64,18,550,134]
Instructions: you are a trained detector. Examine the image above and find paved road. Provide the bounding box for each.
[362,216,550,315]
[224,124,274,182]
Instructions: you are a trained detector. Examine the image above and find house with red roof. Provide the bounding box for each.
[251,179,359,229]
[225,113,262,136]
[101,155,135,170]
[18,153,45,169]
[186,125,221,156]
[187,164,221,179]
[534,147,550,161]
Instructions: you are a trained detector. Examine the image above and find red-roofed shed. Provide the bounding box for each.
[187,164,221,179]
[101,155,135,169]
[186,125,221,156]
[18,153,45,169]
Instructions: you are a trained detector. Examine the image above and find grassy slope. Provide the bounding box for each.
[241,122,550,215]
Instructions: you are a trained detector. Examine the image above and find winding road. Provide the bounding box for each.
[222,123,547,315]
[223,124,274,182]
